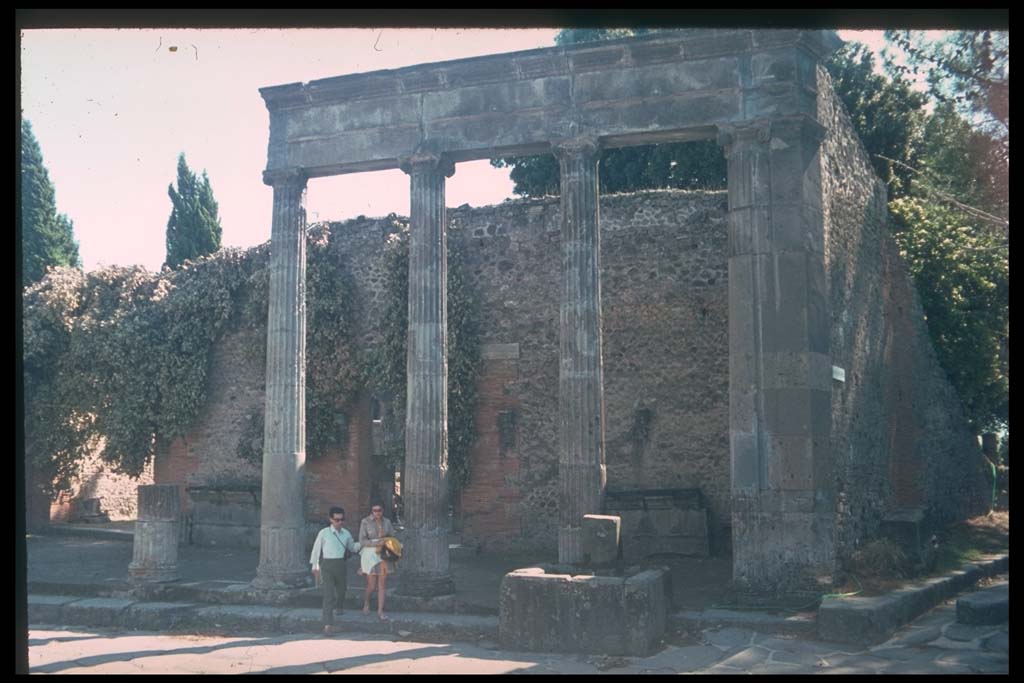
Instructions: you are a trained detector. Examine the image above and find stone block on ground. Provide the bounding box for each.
[498,565,667,656]
[956,583,1008,625]
[581,515,620,566]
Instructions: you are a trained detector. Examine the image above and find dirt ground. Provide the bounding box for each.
[837,511,1009,596]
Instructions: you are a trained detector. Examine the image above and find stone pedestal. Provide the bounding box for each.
[129,484,180,582]
[499,566,668,656]
[396,151,456,597]
[253,168,310,589]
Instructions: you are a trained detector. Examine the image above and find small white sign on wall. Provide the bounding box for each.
[832,366,846,383]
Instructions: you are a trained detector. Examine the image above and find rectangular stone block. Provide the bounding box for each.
[730,430,760,491]
[624,570,669,656]
[192,605,286,634]
[567,576,626,653]
[62,598,137,628]
[769,202,824,254]
[498,569,570,651]
[124,602,200,631]
[422,78,571,121]
[28,595,80,624]
[581,514,620,566]
[767,434,814,490]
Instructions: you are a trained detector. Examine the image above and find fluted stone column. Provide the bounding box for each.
[719,118,834,596]
[397,152,456,596]
[553,137,608,564]
[253,168,310,589]
[129,484,180,582]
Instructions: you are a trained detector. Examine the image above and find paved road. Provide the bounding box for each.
[27,592,1008,674]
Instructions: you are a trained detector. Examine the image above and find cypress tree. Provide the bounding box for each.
[21,119,81,286]
[165,153,222,269]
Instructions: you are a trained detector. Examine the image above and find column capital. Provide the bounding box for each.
[262,167,308,188]
[551,135,602,162]
[717,117,827,158]
[399,151,455,178]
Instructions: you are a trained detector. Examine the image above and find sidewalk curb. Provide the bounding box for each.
[28,595,499,642]
[817,552,1008,646]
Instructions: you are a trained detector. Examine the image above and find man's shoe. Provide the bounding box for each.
[322,625,333,636]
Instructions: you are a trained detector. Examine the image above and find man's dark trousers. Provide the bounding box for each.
[321,557,347,626]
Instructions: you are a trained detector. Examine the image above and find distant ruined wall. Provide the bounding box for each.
[818,65,989,563]
[149,191,731,550]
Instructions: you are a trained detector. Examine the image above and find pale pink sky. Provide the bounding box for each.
[20,28,884,272]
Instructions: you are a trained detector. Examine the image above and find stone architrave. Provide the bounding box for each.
[253,168,310,589]
[396,151,457,597]
[719,117,835,595]
[129,484,180,582]
[553,136,608,565]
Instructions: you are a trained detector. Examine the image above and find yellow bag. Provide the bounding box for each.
[381,536,403,561]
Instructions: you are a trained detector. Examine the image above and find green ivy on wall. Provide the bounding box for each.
[23,223,363,496]
[369,222,483,492]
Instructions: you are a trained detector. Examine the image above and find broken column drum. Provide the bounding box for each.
[129,484,181,582]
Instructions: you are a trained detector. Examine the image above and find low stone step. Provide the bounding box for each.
[27,579,497,616]
[956,582,1008,625]
[28,594,498,643]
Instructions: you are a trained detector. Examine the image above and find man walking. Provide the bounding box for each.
[310,506,361,635]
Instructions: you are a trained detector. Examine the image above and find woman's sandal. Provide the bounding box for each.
[379,614,389,622]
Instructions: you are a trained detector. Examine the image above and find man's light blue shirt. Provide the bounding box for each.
[310,525,361,570]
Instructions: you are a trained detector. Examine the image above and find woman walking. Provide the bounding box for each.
[358,500,396,621]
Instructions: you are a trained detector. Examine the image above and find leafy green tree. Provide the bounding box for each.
[165,153,222,269]
[885,30,1008,147]
[21,119,81,287]
[889,197,1008,432]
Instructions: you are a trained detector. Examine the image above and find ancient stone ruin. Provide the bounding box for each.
[34,30,989,611]
[249,28,985,598]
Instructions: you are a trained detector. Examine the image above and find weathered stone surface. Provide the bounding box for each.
[498,566,667,656]
[124,602,200,631]
[956,583,1008,625]
[398,153,455,598]
[129,485,181,582]
[61,597,137,628]
[581,514,620,566]
[27,595,80,624]
[191,605,285,633]
[254,171,309,589]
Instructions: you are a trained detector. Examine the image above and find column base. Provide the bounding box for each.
[128,564,179,583]
[558,526,582,565]
[395,572,455,597]
[251,566,311,590]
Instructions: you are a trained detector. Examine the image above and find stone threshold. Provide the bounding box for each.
[27,595,498,643]
[817,552,1009,646]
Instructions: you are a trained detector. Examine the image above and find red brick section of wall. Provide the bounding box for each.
[305,393,374,533]
[154,437,202,515]
[883,248,923,508]
[459,357,522,549]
